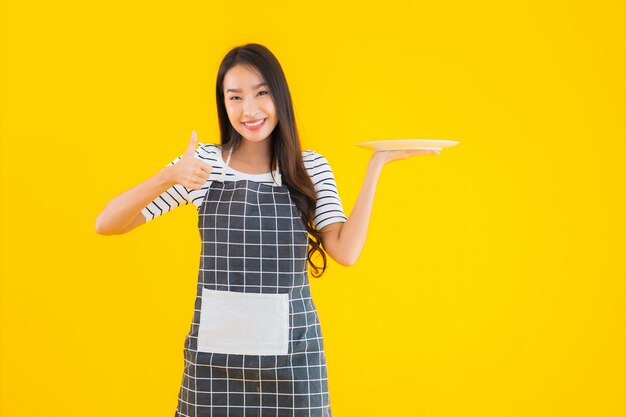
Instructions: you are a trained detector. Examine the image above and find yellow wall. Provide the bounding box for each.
[1,1,623,416]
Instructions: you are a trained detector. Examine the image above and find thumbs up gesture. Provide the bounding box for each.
[167,130,213,190]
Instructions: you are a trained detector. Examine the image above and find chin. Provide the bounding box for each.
[238,134,271,143]
[240,130,277,143]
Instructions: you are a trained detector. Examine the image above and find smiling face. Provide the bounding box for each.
[223,64,279,144]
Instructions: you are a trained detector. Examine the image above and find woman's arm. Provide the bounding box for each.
[95,168,176,235]
[319,148,439,266]
[95,131,212,236]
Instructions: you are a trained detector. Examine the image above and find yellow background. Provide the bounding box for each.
[1,1,624,416]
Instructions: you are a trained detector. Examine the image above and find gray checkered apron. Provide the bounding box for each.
[175,147,332,417]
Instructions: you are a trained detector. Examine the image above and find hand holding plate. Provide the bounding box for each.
[356,139,458,166]
[370,148,440,165]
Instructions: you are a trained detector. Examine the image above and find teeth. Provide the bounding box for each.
[244,119,265,127]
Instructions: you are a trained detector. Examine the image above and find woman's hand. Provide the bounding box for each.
[369,148,440,166]
[95,130,211,235]
[166,131,213,190]
[319,147,441,265]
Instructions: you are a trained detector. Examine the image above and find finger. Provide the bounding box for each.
[409,149,438,156]
[192,166,211,178]
[402,150,420,158]
[197,161,213,174]
[185,177,201,189]
[195,170,211,182]
[191,176,207,186]
[184,130,198,158]
[190,162,212,179]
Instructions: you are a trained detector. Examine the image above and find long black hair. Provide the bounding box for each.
[215,43,328,278]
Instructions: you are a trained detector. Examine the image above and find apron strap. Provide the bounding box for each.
[218,145,282,186]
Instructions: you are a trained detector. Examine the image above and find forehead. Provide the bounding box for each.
[223,65,266,90]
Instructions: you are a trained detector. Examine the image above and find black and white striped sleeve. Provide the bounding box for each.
[303,151,348,230]
[140,153,193,222]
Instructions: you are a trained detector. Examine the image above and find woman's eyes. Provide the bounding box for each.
[229,91,269,101]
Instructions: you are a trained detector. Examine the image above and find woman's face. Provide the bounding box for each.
[223,64,278,144]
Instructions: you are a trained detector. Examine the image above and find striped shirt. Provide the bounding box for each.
[141,142,348,230]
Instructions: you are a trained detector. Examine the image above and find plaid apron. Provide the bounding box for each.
[175,147,332,417]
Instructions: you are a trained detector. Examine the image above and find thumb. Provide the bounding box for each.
[184,130,198,158]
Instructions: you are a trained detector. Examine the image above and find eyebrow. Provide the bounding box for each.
[226,82,269,94]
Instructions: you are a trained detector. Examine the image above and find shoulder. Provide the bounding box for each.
[302,149,332,173]
[301,149,339,190]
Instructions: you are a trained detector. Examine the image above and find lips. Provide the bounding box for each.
[243,118,266,125]
[242,118,267,130]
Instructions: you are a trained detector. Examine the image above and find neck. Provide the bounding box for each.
[228,138,272,167]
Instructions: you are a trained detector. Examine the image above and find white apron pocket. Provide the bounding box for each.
[197,288,290,355]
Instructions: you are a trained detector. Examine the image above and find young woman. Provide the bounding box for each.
[95,43,438,417]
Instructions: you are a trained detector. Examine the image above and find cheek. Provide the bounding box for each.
[225,105,239,119]
[266,101,277,117]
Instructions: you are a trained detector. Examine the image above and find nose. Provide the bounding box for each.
[242,97,260,118]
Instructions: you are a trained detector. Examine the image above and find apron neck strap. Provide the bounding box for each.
[219,146,281,186]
